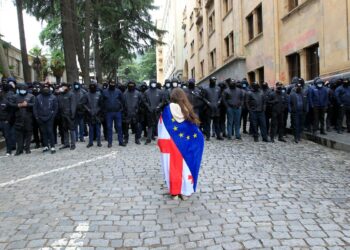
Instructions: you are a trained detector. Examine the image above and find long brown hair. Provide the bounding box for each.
[170,88,200,126]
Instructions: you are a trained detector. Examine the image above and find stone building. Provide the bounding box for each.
[156,0,186,84]
[158,0,350,85]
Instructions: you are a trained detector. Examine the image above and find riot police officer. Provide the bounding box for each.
[143,79,163,144]
[58,83,77,150]
[9,83,35,155]
[203,77,223,141]
[123,80,143,145]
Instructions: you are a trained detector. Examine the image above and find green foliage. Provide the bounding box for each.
[118,47,156,83]
[50,50,65,78]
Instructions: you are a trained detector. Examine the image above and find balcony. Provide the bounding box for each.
[205,0,214,8]
[195,8,203,24]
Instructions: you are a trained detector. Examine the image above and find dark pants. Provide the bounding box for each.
[75,115,85,141]
[89,122,101,144]
[204,116,221,139]
[270,111,284,140]
[32,118,41,147]
[227,107,242,138]
[62,115,76,147]
[124,119,141,142]
[38,119,55,148]
[313,107,326,133]
[250,111,268,140]
[15,127,32,153]
[291,112,304,141]
[338,106,350,132]
[241,107,249,132]
[0,121,13,154]
[106,112,123,145]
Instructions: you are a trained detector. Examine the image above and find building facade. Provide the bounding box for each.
[156,0,186,84]
[158,0,350,85]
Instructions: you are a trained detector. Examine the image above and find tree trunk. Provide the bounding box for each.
[83,0,92,85]
[0,40,11,78]
[93,15,102,83]
[60,0,79,83]
[15,0,31,82]
[56,76,61,84]
[71,1,90,85]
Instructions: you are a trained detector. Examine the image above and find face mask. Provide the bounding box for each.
[296,87,302,93]
[74,84,80,90]
[16,89,19,94]
[42,88,50,95]
[209,81,216,87]
[182,85,187,89]
[172,83,178,88]
[109,85,116,90]
[282,89,286,94]
[344,82,349,88]
[252,85,259,91]
[166,83,171,89]
[229,83,236,89]
[89,85,97,93]
[128,85,135,91]
[317,84,323,88]
[151,83,157,88]
[242,84,247,88]
[19,90,27,95]
[188,83,195,89]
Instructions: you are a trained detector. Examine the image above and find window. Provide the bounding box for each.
[224,36,230,58]
[256,5,263,34]
[248,71,255,84]
[210,49,216,70]
[200,60,204,78]
[208,12,215,34]
[190,40,195,56]
[287,53,301,80]
[257,67,264,83]
[15,59,21,76]
[306,43,320,80]
[198,28,204,47]
[190,12,194,25]
[246,14,254,41]
[288,0,299,11]
[191,67,196,79]
[230,32,234,55]
[223,0,232,15]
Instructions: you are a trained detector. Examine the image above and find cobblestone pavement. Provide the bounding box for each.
[0,134,349,250]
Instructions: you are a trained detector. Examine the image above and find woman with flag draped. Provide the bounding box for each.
[157,88,204,200]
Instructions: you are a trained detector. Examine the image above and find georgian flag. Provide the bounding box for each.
[157,105,204,196]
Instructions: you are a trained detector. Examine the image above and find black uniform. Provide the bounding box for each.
[9,84,35,155]
[72,84,87,142]
[80,83,103,147]
[268,88,288,142]
[203,78,222,140]
[31,83,42,148]
[143,82,162,144]
[0,86,14,154]
[58,88,77,149]
[123,86,143,144]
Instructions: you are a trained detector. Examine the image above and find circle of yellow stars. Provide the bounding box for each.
[171,117,198,141]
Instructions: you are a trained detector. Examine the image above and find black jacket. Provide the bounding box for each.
[124,90,143,121]
[8,93,35,129]
[268,91,288,114]
[246,90,265,112]
[80,91,103,123]
[203,86,221,117]
[33,93,58,122]
[58,91,76,119]
[222,88,244,109]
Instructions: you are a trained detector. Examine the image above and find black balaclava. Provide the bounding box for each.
[102,82,108,89]
[41,83,51,95]
[188,79,195,90]
[296,83,302,93]
[89,83,97,93]
[229,80,236,89]
[261,82,269,91]
[127,81,136,92]
[109,81,116,90]
[252,82,260,91]
[209,77,216,88]
[344,79,350,88]
[241,79,248,89]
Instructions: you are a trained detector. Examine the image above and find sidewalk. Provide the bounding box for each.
[302,129,350,152]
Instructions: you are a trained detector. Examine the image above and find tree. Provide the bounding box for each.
[15,0,31,82]
[50,50,65,84]
[29,46,49,81]
[60,0,79,83]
